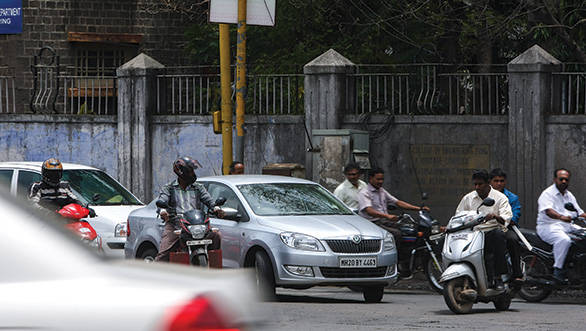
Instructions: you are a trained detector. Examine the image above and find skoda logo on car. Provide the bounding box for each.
[352,235,362,245]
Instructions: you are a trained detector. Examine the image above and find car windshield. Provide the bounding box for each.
[237,183,353,216]
[63,170,142,206]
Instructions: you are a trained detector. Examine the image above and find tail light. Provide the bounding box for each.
[164,295,239,331]
[126,219,130,237]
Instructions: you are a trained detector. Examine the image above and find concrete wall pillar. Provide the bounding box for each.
[507,45,561,227]
[303,49,356,179]
[117,53,164,202]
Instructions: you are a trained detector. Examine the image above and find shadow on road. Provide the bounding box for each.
[275,294,366,304]
[433,308,521,315]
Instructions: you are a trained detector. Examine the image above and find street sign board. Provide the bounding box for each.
[209,0,276,26]
[0,0,22,34]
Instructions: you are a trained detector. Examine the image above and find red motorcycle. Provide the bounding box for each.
[58,203,102,252]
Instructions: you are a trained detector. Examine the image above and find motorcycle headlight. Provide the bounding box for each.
[280,232,325,251]
[115,222,127,237]
[431,223,441,234]
[447,215,474,230]
[383,231,395,251]
[188,225,207,239]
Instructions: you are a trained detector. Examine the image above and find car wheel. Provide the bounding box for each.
[362,286,384,303]
[139,248,158,263]
[254,250,276,300]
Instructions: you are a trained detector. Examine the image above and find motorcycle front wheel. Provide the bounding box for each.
[518,253,552,302]
[443,277,474,314]
[191,254,208,267]
[424,255,444,294]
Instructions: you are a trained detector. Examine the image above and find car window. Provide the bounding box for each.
[16,170,42,199]
[0,169,13,192]
[62,170,142,206]
[237,183,354,216]
[206,182,249,222]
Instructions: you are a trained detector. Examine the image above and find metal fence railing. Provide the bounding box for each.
[551,72,586,115]
[348,64,509,115]
[60,75,117,115]
[0,67,16,114]
[156,67,304,115]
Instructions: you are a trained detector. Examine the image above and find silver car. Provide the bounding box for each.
[126,175,398,302]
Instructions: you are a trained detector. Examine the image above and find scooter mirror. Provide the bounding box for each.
[482,198,495,207]
[215,196,227,206]
[422,192,429,200]
[155,199,169,209]
[564,202,577,212]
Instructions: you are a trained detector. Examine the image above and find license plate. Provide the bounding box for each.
[186,239,213,246]
[339,256,377,268]
[452,233,469,240]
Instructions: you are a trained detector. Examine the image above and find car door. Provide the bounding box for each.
[205,181,249,268]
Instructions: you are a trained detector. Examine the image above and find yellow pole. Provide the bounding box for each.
[235,0,247,161]
[219,23,233,175]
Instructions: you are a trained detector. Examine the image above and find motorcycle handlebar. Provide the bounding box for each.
[445,217,484,234]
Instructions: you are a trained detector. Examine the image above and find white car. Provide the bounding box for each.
[0,193,258,331]
[0,162,144,258]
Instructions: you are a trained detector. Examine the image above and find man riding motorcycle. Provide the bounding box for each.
[29,158,94,216]
[155,156,224,262]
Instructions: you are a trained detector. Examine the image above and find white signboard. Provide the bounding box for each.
[209,0,276,27]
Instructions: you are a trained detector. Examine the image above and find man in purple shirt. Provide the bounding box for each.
[358,167,429,276]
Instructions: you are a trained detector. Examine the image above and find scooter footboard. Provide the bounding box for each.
[439,263,477,286]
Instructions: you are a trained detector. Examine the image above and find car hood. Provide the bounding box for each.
[256,214,386,239]
[85,205,143,233]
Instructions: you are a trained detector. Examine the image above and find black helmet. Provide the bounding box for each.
[173,157,201,185]
[42,158,63,187]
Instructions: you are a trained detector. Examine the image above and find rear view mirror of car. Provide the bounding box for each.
[221,207,240,221]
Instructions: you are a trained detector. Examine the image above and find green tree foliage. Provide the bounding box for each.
[164,0,586,67]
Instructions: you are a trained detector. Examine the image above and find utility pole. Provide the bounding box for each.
[234,0,247,163]
[219,23,232,175]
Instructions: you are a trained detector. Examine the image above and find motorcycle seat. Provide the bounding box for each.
[519,228,553,252]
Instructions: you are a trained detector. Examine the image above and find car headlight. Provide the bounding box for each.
[280,232,325,251]
[115,222,127,237]
[383,231,395,251]
[188,225,207,239]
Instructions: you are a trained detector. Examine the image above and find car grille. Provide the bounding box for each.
[320,267,388,278]
[325,239,381,253]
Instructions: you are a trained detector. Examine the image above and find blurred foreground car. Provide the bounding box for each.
[0,193,257,331]
[126,175,398,302]
[0,162,144,258]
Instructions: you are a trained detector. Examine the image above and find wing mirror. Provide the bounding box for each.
[422,192,429,201]
[477,198,495,213]
[215,197,227,207]
[564,202,577,212]
[155,199,169,209]
[221,207,240,221]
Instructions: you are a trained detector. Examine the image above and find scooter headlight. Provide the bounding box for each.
[383,231,396,251]
[188,225,207,239]
[447,215,474,230]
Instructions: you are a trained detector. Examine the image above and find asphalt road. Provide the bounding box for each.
[255,287,586,331]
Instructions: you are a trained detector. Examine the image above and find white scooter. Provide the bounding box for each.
[433,198,515,314]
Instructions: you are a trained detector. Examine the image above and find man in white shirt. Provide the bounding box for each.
[456,170,513,290]
[333,163,367,210]
[536,168,586,283]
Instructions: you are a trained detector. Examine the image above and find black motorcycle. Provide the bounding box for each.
[395,209,445,293]
[517,202,586,302]
[156,197,233,267]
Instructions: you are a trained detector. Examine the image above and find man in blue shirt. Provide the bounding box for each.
[490,168,523,281]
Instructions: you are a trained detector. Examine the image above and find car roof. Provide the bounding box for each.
[199,175,317,186]
[0,161,98,171]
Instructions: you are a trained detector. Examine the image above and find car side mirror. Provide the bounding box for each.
[564,202,577,212]
[215,197,227,207]
[221,207,239,221]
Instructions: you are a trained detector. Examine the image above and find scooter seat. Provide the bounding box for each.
[519,228,553,252]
